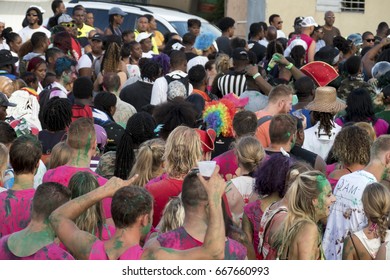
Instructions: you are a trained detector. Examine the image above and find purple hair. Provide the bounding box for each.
[151,53,170,75]
[253,153,292,198]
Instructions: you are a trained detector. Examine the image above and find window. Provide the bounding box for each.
[341,0,365,12]
[316,0,365,12]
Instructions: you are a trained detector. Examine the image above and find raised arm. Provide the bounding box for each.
[49,176,138,260]
[246,65,272,96]
[273,53,306,80]
[142,166,226,260]
[362,37,390,79]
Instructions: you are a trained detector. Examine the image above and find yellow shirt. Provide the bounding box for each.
[78,23,95,38]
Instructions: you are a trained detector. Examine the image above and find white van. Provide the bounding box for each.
[66,0,221,37]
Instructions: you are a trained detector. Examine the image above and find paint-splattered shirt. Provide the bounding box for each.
[243,200,264,260]
[157,226,247,260]
[89,239,143,260]
[0,235,74,260]
[42,165,111,219]
[0,189,35,238]
[213,149,238,181]
[323,170,375,260]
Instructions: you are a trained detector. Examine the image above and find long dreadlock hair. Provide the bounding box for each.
[312,111,335,136]
[42,97,72,131]
[114,112,156,180]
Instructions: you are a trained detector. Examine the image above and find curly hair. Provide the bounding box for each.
[164,126,202,178]
[153,99,198,140]
[332,125,372,166]
[362,183,390,243]
[253,153,292,198]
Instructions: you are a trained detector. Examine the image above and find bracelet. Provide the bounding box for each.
[252,72,261,79]
[285,63,294,70]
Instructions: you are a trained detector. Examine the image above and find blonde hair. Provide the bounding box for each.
[159,197,185,233]
[354,122,376,141]
[48,142,72,169]
[276,170,324,258]
[69,172,106,239]
[362,183,390,243]
[215,53,231,74]
[130,138,165,186]
[0,76,15,97]
[235,136,264,173]
[164,126,202,178]
[0,143,8,185]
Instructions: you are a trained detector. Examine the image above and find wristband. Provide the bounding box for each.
[252,72,261,79]
[285,63,294,70]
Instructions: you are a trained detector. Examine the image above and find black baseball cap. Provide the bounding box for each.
[0,92,16,107]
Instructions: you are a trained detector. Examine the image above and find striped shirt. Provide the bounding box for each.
[217,71,247,97]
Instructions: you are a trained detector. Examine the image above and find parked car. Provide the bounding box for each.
[66,0,221,37]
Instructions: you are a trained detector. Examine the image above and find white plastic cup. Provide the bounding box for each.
[198,161,216,178]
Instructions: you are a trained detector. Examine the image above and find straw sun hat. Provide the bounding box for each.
[305,86,346,114]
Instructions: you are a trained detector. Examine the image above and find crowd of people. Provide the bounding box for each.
[1,0,390,260]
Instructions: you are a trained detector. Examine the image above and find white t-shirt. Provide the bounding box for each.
[18,25,51,43]
[276,30,286,39]
[354,230,390,259]
[150,70,193,105]
[258,39,269,48]
[322,170,376,260]
[303,121,342,161]
[76,53,97,71]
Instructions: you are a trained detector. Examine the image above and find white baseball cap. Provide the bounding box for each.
[301,16,318,27]
[136,32,152,43]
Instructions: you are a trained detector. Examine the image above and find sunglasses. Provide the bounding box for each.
[365,39,375,42]
[61,23,76,28]
[26,14,38,17]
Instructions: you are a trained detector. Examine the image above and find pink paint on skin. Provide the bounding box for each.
[89,239,143,260]
[157,227,247,260]
[0,235,74,260]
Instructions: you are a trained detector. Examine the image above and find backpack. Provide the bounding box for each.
[71,103,93,122]
[257,115,273,127]
[164,74,190,96]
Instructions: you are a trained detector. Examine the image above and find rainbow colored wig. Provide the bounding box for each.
[202,99,236,137]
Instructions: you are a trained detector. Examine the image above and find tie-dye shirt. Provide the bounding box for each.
[0,189,35,238]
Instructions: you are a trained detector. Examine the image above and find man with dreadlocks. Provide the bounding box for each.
[303,86,346,161]
[38,97,72,165]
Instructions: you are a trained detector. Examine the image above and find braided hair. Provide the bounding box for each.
[312,111,335,136]
[114,112,156,179]
[42,97,72,131]
[101,42,122,74]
